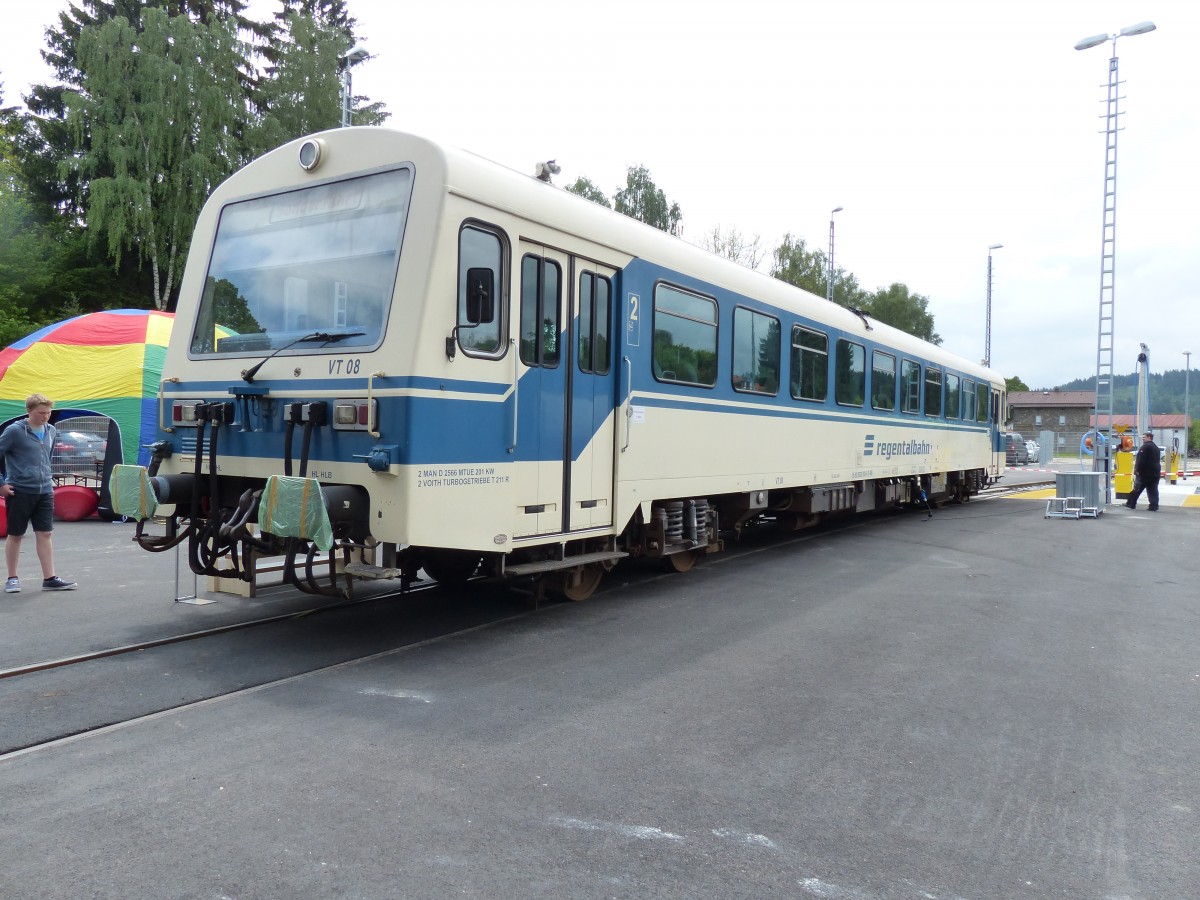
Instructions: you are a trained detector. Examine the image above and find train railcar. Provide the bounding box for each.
[113,127,1006,601]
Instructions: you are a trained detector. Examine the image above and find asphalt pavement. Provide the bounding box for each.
[1,491,1198,899]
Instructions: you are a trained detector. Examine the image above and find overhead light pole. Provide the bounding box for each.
[984,244,1003,368]
[827,206,843,303]
[1075,20,1156,494]
[1185,349,1192,479]
[339,43,371,127]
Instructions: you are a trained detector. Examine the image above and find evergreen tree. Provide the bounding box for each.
[254,10,387,151]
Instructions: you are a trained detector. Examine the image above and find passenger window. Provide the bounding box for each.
[733,307,780,395]
[963,378,976,420]
[578,271,611,375]
[872,350,896,411]
[790,326,828,402]
[520,254,561,368]
[457,224,507,356]
[901,359,921,414]
[835,339,865,406]
[976,382,990,422]
[925,366,942,417]
[945,374,960,419]
[653,284,717,386]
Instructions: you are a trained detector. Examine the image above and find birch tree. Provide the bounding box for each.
[65,9,247,309]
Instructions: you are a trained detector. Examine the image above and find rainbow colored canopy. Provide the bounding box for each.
[0,310,174,466]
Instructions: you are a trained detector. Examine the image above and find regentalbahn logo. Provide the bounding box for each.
[863,434,933,460]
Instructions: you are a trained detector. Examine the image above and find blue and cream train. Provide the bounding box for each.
[117,128,1006,600]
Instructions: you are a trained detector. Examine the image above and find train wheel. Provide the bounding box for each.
[663,549,700,573]
[552,564,604,602]
[421,549,482,586]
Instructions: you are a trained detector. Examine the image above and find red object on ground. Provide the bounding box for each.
[0,497,6,538]
[53,485,99,521]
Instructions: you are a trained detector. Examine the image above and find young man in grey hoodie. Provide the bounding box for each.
[0,393,77,593]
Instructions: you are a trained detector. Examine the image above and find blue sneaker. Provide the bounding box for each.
[42,576,77,591]
[5,577,19,593]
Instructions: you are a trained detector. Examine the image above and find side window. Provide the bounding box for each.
[733,307,780,395]
[457,224,506,356]
[924,366,943,418]
[901,359,921,414]
[945,373,960,419]
[578,271,611,375]
[963,379,976,421]
[653,284,717,386]
[835,339,865,407]
[976,382,990,423]
[520,254,561,367]
[790,326,828,402]
[872,350,896,411]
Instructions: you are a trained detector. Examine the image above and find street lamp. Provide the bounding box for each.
[984,244,1003,368]
[1185,349,1192,478]
[827,206,843,302]
[1075,20,1156,494]
[339,43,371,128]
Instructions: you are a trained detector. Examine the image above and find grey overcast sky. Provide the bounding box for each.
[3,0,1197,389]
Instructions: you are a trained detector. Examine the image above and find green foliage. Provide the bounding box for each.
[1059,368,1199,422]
[614,165,682,235]
[1005,376,1030,392]
[563,176,610,207]
[769,233,825,296]
[253,12,354,148]
[863,283,941,345]
[64,9,248,309]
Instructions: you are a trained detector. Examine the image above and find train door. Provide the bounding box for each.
[512,241,618,538]
[513,241,569,537]
[569,263,617,530]
[992,386,1004,471]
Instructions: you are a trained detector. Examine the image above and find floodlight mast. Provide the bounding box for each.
[984,244,1003,368]
[339,43,371,128]
[826,207,843,302]
[1074,21,1156,501]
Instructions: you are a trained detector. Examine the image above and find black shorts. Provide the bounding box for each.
[5,490,54,536]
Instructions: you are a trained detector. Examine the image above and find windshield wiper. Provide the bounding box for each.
[241,331,366,383]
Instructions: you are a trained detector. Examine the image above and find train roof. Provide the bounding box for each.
[269,127,1000,384]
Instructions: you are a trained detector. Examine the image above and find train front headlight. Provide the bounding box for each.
[332,399,376,431]
[298,139,323,172]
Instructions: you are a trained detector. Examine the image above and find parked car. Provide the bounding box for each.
[51,430,107,475]
[1025,439,1040,463]
[1006,432,1029,465]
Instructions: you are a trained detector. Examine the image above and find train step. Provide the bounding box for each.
[503,550,628,577]
[343,562,404,580]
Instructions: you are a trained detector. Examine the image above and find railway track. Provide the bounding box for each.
[0,580,443,683]
[0,494,1027,759]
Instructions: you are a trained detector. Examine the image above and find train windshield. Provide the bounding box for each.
[190,167,412,355]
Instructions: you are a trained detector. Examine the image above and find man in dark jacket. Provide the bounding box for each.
[1124,431,1161,511]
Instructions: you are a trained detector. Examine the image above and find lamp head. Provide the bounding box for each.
[988,243,1003,250]
[340,43,370,65]
[1074,33,1110,50]
[831,206,843,214]
[1119,21,1156,37]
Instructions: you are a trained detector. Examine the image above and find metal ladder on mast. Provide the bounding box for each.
[1092,53,1123,502]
